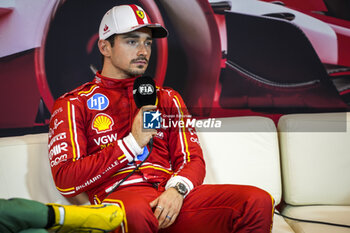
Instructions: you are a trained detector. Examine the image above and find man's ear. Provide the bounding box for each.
[98,40,111,57]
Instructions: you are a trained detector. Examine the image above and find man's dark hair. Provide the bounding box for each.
[101,34,116,65]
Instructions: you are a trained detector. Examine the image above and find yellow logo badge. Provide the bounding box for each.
[136,10,145,19]
[92,113,114,134]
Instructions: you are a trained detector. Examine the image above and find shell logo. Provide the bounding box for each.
[92,113,114,134]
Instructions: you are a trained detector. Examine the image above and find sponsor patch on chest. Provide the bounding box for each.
[87,93,109,110]
[93,133,118,146]
[92,113,114,134]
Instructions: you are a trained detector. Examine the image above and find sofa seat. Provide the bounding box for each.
[274,210,297,233]
[282,205,350,233]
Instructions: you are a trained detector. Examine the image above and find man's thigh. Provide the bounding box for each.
[103,185,160,233]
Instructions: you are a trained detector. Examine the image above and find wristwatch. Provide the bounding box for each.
[174,182,188,196]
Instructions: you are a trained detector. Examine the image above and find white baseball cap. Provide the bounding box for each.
[99,4,168,40]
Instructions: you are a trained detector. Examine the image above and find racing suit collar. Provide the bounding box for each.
[93,71,138,89]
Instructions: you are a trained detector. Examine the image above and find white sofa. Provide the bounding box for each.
[0,133,88,205]
[197,116,294,233]
[0,133,67,204]
[278,113,350,233]
[1,113,350,232]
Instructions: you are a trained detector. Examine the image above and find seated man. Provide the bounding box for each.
[0,198,123,233]
[48,4,274,233]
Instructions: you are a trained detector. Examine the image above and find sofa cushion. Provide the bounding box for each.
[278,112,350,205]
[196,116,282,205]
[0,133,70,204]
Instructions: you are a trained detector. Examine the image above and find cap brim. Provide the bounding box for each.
[146,24,168,38]
[123,24,168,38]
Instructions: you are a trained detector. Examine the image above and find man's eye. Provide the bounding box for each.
[145,41,153,46]
[127,40,137,45]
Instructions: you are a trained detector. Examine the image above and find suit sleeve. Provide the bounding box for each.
[164,91,206,194]
[48,97,142,197]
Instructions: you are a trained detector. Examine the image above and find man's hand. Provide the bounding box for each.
[149,188,184,229]
[131,105,157,148]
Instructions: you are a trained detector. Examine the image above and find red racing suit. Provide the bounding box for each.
[49,72,274,233]
[48,72,205,204]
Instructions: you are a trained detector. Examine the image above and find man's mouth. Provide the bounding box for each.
[132,58,148,65]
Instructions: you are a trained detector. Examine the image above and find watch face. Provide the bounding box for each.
[176,182,187,195]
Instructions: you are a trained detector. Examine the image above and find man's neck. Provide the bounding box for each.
[100,66,131,80]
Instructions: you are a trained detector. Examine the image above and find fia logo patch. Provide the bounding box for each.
[87,93,109,110]
[139,84,154,95]
[143,110,161,129]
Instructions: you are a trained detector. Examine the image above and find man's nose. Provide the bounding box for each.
[137,43,149,56]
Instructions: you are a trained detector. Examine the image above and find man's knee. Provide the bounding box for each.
[244,186,274,211]
[123,196,158,232]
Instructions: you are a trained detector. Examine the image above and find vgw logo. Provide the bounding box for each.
[87,94,109,110]
[143,110,161,129]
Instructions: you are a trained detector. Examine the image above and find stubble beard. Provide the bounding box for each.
[126,61,148,77]
[126,66,146,77]
[127,57,148,77]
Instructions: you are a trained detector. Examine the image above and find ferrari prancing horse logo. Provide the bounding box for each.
[136,10,145,19]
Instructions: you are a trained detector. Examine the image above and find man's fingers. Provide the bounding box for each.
[157,202,177,228]
[161,213,174,229]
[151,130,158,136]
[169,213,178,227]
[154,202,169,228]
[141,105,157,112]
[158,209,169,228]
[159,212,178,229]
[153,205,164,219]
